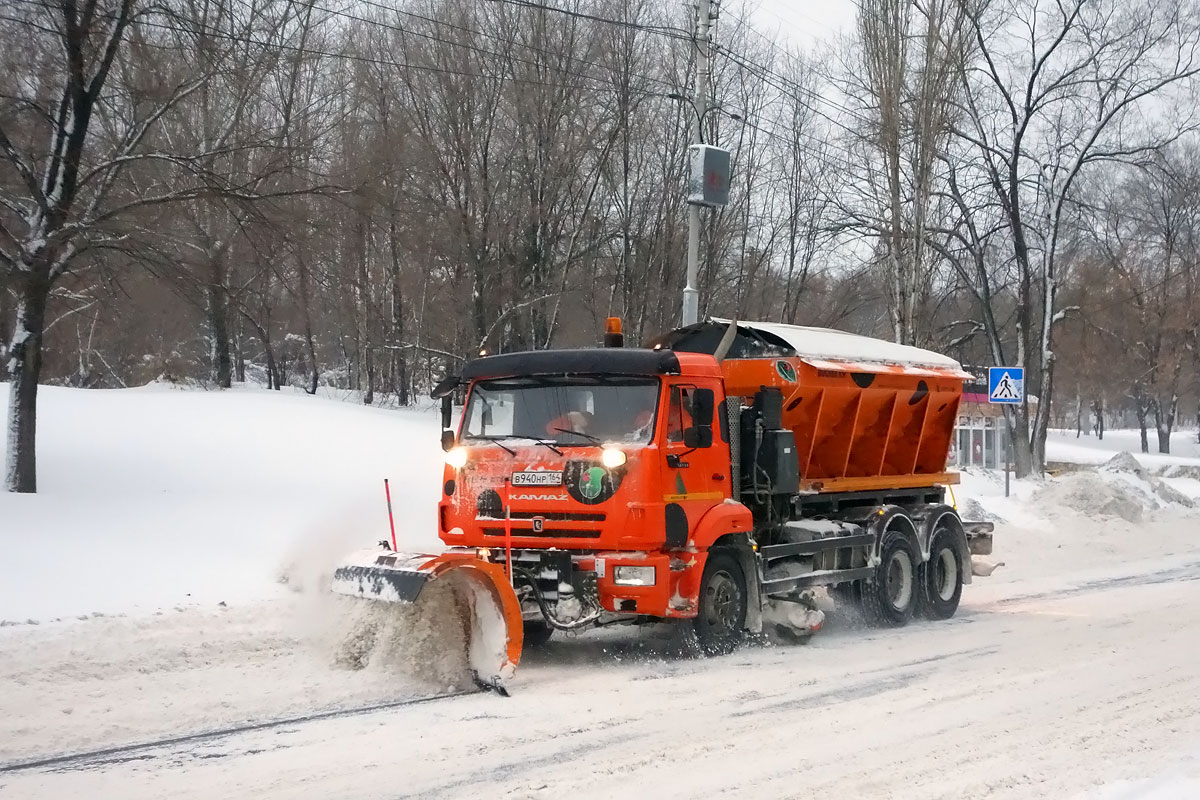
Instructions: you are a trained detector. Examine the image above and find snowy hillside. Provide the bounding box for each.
[0,384,445,622]
[2,385,1200,799]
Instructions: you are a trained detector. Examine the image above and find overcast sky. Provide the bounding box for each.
[745,0,857,48]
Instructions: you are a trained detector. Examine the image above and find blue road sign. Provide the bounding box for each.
[988,367,1024,404]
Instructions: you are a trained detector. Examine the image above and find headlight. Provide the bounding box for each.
[601,447,627,468]
[445,447,468,469]
[613,565,656,586]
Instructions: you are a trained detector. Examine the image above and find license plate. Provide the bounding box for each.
[511,470,563,487]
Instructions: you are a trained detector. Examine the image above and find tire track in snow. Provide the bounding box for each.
[0,690,480,775]
[982,559,1200,609]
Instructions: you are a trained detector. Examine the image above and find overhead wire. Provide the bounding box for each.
[275,0,691,97]
[4,0,642,94]
[479,0,693,41]
[8,0,1188,266]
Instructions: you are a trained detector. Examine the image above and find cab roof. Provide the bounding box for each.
[461,347,682,381]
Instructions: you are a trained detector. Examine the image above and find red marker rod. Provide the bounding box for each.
[384,479,398,551]
[504,478,513,585]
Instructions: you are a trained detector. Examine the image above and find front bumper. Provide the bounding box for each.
[488,548,707,620]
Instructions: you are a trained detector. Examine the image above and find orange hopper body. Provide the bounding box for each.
[663,320,973,494]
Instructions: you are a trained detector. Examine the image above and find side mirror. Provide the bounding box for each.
[683,425,713,449]
[691,388,715,427]
[431,375,460,399]
[441,429,456,452]
[440,394,452,430]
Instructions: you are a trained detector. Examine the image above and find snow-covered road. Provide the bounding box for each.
[3,545,1199,799]
[3,387,1199,798]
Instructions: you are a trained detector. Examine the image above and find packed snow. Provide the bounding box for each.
[714,318,971,373]
[2,383,1200,799]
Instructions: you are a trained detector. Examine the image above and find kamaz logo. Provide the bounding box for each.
[512,493,568,502]
[531,516,545,533]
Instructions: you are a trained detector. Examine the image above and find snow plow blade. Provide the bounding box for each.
[331,550,523,687]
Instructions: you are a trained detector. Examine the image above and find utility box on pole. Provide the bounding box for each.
[687,144,731,208]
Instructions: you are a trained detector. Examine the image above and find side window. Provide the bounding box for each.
[666,386,694,443]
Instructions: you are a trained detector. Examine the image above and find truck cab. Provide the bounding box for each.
[437,346,754,651]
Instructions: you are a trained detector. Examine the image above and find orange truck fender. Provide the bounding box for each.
[683,501,763,633]
[913,504,972,585]
[686,500,754,550]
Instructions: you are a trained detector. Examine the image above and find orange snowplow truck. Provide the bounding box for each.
[332,319,996,688]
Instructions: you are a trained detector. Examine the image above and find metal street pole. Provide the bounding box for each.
[1005,424,1012,498]
[681,0,711,327]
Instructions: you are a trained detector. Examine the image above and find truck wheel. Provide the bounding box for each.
[522,620,554,647]
[693,550,748,655]
[861,532,918,627]
[921,527,963,620]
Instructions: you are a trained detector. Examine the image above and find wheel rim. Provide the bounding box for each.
[934,547,958,601]
[886,550,914,610]
[702,570,741,635]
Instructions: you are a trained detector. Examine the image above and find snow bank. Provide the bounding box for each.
[0,383,446,623]
[1035,472,1146,522]
[1030,453,1196,523]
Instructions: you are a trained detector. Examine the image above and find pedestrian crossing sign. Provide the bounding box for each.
[988,367,1024,404]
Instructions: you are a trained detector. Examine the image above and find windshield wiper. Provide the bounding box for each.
[465,435,516,455]
[513,433,563,456]
[553,426,602,445]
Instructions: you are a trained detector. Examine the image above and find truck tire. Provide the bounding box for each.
[860,531,919,627]
[522,620,554,647]
[693,550,748,655]
[920,526,964,620]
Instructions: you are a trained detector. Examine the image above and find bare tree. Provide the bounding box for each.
[950,0,1200,474]
[1,0,207,492]
[852,0,968,346]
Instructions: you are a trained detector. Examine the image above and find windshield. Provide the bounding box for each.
[462,376,659,445]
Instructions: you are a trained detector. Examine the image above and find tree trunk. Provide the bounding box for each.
[206,281,232,389]
[398,356,409,406]
[234,322,246,384]
[1009,407,1034,478]
[1134,394,1150,454]
[0,286,11,381]
[265,344,280,390]
[5,277,50,493]
[1154,396,1175,454]
[1074,391,1083,438]
[364,345,375,405]
[304,328,318,395]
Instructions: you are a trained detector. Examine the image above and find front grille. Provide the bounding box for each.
[504,511,606,522]
[481,527,601,539]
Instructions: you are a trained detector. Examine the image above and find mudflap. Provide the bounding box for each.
[331,549,524,689]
